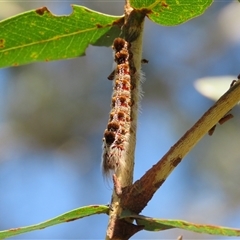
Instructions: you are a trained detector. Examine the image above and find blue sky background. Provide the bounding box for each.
[1,1,240,239]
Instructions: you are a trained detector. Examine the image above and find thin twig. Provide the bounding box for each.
[121,79,240,215]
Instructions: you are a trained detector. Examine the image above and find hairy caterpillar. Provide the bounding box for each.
[102,38,136,176]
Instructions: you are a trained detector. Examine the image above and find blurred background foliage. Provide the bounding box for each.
[0,1,240,239]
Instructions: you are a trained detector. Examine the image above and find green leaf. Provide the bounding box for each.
[129,214,240,236]
[130,0,213,26]
[0,205,109,239]
[0,5,123,68]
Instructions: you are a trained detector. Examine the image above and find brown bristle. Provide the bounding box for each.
[113,38,126,52]
[104,130,115,144]
[107,122,120,131]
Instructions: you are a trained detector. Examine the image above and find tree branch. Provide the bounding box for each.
[121,79,240,215]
